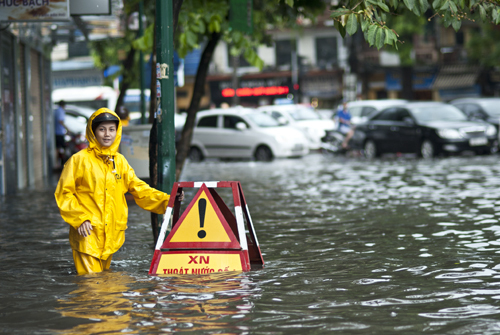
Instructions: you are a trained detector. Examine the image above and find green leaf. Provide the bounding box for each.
[330,8,351,18]
[254,57,264,71]
[378,1,390,12]
[403,0,415,11]
[384,29,397,45]
[432,0,443,9]
[449,1,458,13]
[285,0,293,7]
[346,14,358,35]
[361,17,370,32]
[334,20,347,38]
[375,27,385,49]
[185,30,197,47]
[367,24,378,46]
[451,19,462,31]
[439,0,448,10]
[419,0,430,12]
[479,4,487,22]
[495,9,500,25]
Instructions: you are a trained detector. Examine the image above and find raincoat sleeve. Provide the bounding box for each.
[54,156,92,229]
[121,156,170,214]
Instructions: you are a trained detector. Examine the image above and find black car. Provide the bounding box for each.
[450,98,500,131]
[350,102,498,158]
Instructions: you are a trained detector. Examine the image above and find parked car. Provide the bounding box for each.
[189,107,310,162]
[257,104,335,150]
[350,102,498,159]
[345,99,408,125]
[450,98,500,131]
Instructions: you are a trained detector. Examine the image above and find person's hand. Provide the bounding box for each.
[177,190,185,202]
[77,220,93,237]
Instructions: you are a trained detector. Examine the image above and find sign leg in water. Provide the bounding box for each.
[149,181,264,275]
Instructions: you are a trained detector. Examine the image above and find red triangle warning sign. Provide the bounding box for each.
[161,184,241,250]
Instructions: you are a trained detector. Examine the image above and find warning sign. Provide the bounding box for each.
[156,251,243,275]
[149,181,264,275]
[162,184,241,249]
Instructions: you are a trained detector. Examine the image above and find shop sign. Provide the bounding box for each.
[0,0,70,21]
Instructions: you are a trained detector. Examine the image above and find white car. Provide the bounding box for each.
[346,99,408,125]
[189,107,310,161]
[257,104,335,150]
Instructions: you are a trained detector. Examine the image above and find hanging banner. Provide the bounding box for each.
[0,0,70,22]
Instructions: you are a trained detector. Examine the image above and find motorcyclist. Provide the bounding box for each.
[336,102,355,149]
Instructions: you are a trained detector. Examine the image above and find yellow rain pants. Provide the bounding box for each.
[73,250,113,275]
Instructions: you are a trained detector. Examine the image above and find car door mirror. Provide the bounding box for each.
[236,122,247,130]
[403,117,415,125]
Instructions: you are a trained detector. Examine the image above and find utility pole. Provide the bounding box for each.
[155,0,176,194]
[139,1,146,124]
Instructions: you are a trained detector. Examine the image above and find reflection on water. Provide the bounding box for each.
[3,154,500,333]
[56,272,135,335]
[54,271,254,334]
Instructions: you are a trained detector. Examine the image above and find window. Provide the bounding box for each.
[224,115,248,129]
[197,115,218,128]
[373,108,400,121]
[315,37,337,69]
[361,107,377,117]
[275,39,295,67]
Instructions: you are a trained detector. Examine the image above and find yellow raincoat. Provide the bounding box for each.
[55,108,170,262]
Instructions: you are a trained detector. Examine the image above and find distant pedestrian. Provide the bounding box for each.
[54,100,70,166]
[55,108,183,275]
[116,105,130,127]
[54,100,68,149]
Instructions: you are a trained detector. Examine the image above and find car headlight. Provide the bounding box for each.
[437,129,463,139]
[486,125,497,136]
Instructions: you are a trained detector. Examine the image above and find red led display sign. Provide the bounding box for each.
[221,86,289,97]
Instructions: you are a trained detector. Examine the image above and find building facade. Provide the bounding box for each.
[0,26,53,195]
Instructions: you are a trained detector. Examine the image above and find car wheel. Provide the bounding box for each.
[254,145,273,161]
[363,140,378,159]
[188,147,204,162]
[420,140,435,159]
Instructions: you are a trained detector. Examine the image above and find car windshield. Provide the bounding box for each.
[479,100,500,117]
[410,105,467,122]
[246,112,281,127]
[288,107,321,121]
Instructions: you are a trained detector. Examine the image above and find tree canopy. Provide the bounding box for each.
[330,0,500,49]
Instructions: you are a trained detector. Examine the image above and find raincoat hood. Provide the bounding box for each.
[86,108,122,157]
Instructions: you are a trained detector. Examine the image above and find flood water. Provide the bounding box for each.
[2,153,500,334]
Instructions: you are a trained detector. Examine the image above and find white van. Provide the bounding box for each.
[257,104,335,150]
[52,86,118,111]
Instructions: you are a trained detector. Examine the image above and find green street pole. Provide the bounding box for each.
[139,1,146,124]
[155,0,176,193]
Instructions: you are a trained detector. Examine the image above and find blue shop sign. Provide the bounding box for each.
[386,70,437,90]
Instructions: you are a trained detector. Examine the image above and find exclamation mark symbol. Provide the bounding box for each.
[197,199,207,239]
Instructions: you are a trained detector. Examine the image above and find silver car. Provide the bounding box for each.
[189,107,310,161]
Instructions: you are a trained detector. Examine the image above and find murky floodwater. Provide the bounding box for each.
[2,153,500,334]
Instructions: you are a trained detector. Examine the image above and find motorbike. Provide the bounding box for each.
[320,129,347,154]
[57,132,88,168]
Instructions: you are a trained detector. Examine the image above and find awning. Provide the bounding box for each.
[432,65,480,89]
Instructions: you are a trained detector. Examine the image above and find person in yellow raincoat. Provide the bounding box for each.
[55,108,180,275]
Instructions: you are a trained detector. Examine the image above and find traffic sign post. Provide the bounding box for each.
[149,181,265,275]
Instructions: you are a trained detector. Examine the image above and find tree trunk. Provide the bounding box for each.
[115,47,137,111]
[401,65,414,100]
[175,32,221,180]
